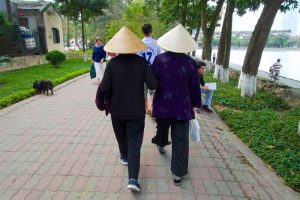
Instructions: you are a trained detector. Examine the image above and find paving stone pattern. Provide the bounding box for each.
[0,75,285,200]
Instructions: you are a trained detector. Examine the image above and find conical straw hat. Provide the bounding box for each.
[104,26,147,54]
[157,24,198,53]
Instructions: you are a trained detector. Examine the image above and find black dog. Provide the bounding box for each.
[33,80,54,96]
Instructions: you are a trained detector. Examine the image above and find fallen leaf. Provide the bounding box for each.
[290,170,295,176]
[79,188,88,197]
[147,184,156,190]
[266,145,275,149]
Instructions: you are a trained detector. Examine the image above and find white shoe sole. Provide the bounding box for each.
[121,161,128,166]
[128,184,141,192]
[156,145,166,154]
[120,159,128,166]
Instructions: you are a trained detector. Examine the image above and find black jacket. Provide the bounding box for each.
[199,74,205,86]
[101,54,159,119]
[95,82,111,116]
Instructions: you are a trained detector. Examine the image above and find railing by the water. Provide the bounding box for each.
[230,63,300,89]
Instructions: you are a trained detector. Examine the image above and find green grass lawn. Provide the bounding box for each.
[205,72,300,191]
[0,59,90,109]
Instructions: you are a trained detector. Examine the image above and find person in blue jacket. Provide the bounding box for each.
[92,37,106,84]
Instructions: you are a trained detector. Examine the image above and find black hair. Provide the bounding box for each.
[277,59,281,62]
[142,24,152,35]
[195,59,206,69]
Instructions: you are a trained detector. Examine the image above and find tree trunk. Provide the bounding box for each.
[200,0,208,60]
[222,0,234,83]
[214,12,227,80]
[81,20,86,52]
[202,32,213,60]
[80,11,87,61]
[180,0,188,27]
[194,22,201,42]
[192,22,201,57]
[74,22,78,46]
[239,0,283,97]
[201,0,225,68]
[66,18,70,47]
[5,0,12,22]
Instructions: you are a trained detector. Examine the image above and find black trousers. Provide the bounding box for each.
[152,118,189,177]
[111,116,145,179]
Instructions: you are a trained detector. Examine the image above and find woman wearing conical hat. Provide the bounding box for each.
[151,24,202,186]
[101,27,158,192]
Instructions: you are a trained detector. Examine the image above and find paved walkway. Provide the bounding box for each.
[0,74,290,200]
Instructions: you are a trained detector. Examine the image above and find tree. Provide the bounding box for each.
[55,0,108,56]
[0,11,11,33]
[181,0,189,26]
[214,9,227,80]
[104,0,169,40]
[267,35,289,48]
[148,0,201,31]
[238,0,299,97]
[186,0,202,56]
[5,0,12,22]
[148,0,202,56]
[153,0,186,26]
[74,21,79,46]
[66,18,70,48]
[86,0,126,43]
[200,0,225,69]
[221,0,234,83]
[214,0,261,82]
[283,36,300,48]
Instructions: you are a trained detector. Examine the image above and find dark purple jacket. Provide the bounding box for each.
[152,52,201,121]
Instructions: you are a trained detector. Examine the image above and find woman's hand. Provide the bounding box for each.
[201,86,209,91]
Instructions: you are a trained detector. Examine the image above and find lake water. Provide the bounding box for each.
[196,49,300,81]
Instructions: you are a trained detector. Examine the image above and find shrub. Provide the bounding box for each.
[219,108,300,190]
[0,56,11,64]
[0,68,89,109]
[205,72,300,190]
[46,50,66,67]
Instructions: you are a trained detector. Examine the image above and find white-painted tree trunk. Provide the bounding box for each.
[222,68,229,83]
[83,53,87,61]
[238,72,257,97]
[213,64,223,80]
[238,73,242,89]
[204,60,212,71]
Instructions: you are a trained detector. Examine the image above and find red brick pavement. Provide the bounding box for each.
[0,75,289,199]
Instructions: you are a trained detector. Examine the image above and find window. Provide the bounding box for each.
[52,28,60,43]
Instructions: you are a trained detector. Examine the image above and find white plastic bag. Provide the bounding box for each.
[189,119,201,142]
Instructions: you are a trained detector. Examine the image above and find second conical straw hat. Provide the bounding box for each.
[157,24,198,53]
[104,26,147,54]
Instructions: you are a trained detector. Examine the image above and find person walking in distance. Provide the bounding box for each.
[138,24,161,117]
[101,27,159,192]
[151,24,201,186]
[92,37,106,84]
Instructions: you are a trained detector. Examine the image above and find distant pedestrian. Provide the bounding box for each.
[92,37,106,84]
[213,51,216,63]
[271,58,282,75]
[151,24,201,186]
[138,23,161,117]
[101,27,158,192]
